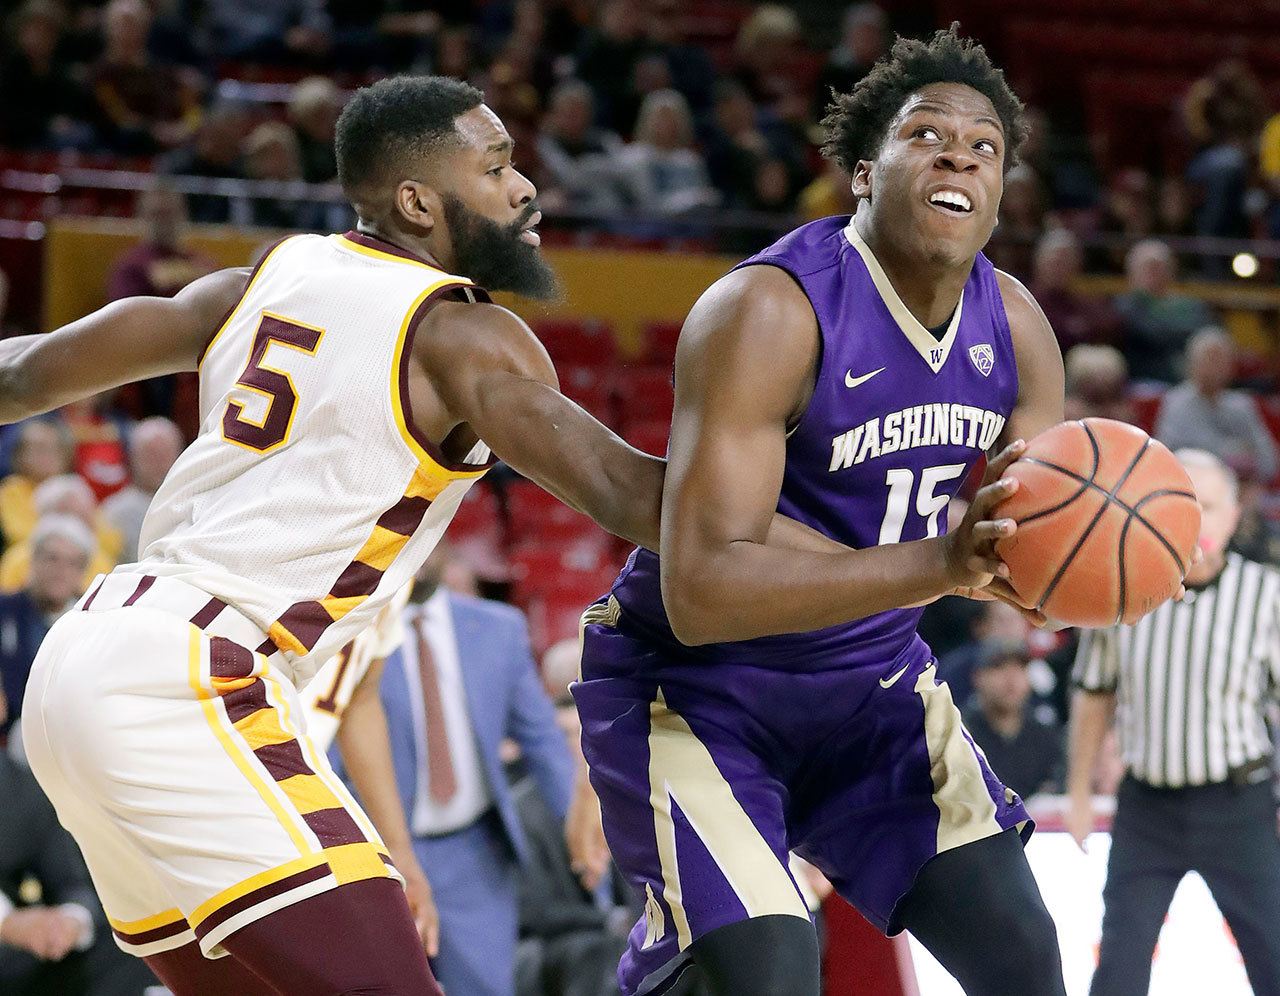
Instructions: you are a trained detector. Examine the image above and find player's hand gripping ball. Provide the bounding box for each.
[994,418,1201,627]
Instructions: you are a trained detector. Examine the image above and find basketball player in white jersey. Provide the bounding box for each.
[0,76,833,995]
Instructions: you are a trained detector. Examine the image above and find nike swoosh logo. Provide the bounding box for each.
[879,663,911,689]
[845,367,886,389]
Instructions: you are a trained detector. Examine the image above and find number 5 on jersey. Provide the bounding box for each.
[222,313,324,453]
[878,463,966,545]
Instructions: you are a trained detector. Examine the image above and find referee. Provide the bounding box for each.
[1067,448,1280,996]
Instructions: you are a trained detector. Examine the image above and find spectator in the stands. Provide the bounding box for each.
[937,599,1030,711]
[59,394,132,503]
[289,76,344,183]
[1063,345,1135,424]
[88,0,202,154]
[0,421,73,550]
[536,80,627,214]
[0,476,120,593]
[1094,168,1155,271]
[642,0,716,114]
[0,683,161,996]
[1030,229,1120,352]
[798,158,857,220]
[574,1,647,131]
[0,1,93,150]
[962,642,1063,799]
[746,156,797,214]
[1155,176,1195,239]
[988,164,1047,278]
[619,90,719,215]
[242,121,323,229]
[0,515,93,740]
[0,268,23,338]
[705,80,801,209]
[101,417,183,563]
[199,0,332,64]
[158,102,248,223]
[813,3,887,120]
[107,184,213,416]
[514,639,630,996]
[1156,327,1279,483]
[1183,60,1264,245]
[731,4,803,105]
[1113,239,1213,383]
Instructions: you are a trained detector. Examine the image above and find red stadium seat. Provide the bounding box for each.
[558,365,617,426]
[529,318,617,367]
[641,320,683,367]
[448,480,503,543]
[613,366,675,428]
[1129,388,1165,435]
[623,419,670,458]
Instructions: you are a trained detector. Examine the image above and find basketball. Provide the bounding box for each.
[994,418,1201,627]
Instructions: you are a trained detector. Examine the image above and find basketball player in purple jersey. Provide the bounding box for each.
[574,28,1069,996]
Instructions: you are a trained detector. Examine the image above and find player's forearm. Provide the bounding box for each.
[662,535,954,646]
[335,694,414,855]
[1066,689,1114,801]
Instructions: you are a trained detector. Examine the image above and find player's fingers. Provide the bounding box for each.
[969,477,1019,518]
[969,518,1016,545]
[983,438,1027,482]
[982,576,1035,610]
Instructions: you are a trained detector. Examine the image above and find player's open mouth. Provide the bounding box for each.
[519,211,542,246]
[927,189,973,213]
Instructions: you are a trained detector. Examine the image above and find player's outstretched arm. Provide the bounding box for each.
[658,265,1024,646]
[0,267,249,424]
[417,299,666,551]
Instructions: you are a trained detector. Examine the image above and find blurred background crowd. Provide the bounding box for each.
[2,0,1280,993]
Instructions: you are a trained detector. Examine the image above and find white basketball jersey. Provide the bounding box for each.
[135,232,492,687]
[300,582,412,752]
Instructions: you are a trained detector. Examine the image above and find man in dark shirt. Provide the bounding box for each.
[962,642,1064,799]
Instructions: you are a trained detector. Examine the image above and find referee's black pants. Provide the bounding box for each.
[1091,774,1280,996]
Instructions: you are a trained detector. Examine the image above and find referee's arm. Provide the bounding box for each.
[1066,629,1120,849]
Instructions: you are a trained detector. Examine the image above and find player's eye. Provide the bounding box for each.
[488,166,505,177]
[974,139,997,154]
[914,126,940,140]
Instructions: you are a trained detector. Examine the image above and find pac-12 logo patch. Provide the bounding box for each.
[969,343,994,377]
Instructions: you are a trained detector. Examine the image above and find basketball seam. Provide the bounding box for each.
[1034,425,1151,620]
[1130,490,1199,574]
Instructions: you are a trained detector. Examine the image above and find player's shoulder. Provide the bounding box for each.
[993,267,1057,350]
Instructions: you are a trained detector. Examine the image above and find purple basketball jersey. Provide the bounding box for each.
[611,215,1019,670]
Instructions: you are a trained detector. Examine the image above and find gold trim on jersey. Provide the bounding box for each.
[333,233,450,271]
[198,237,296,372]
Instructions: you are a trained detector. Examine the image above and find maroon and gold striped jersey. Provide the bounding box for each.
[134,232,492,688]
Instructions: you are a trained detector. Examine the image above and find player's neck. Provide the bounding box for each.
[855,216,969,328]
[354,222,446,271]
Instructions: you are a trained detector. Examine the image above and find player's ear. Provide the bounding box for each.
[395,179,438,234]
[851,160,873,199]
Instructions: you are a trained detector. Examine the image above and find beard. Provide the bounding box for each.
[441,194,559,300]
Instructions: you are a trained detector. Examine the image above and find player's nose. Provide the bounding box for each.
[511,167,537,207]
[935,145,979,173]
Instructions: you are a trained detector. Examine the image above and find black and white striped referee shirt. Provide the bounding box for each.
[1073,551,1280,788]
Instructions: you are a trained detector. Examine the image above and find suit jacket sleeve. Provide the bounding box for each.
[502,611,575,821]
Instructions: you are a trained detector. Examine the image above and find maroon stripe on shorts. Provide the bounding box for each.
[255,637,278,656]
[209,637,255,679]
[189,596,227,630]
[191,862,332,941]
[122,575,156,607]
[221,679,268,724]
[374,495,431,537]
[328,559,384,600]
[302,807,368,848]
[81,576,106,610]
[112,916,191,946]
[254,738,311,781]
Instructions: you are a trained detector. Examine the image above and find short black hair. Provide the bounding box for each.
[335,75,484,196]
[821,24,1026,175]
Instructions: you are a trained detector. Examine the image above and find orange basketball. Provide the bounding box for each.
[994,418,1201,627]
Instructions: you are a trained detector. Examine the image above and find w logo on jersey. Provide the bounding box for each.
[968,343,995,377]
[930,347,944,367]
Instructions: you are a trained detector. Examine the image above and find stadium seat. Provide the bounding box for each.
[612,366,675,428]
[558,365,617,426]
[622,419,671,458]
[641,320,682,367]
[529,318,617,367]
